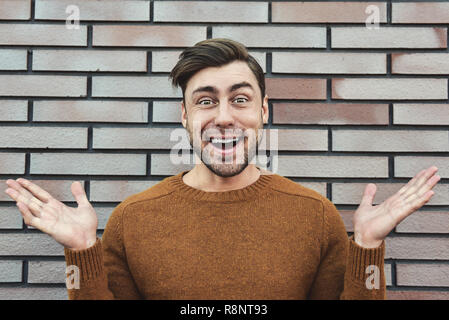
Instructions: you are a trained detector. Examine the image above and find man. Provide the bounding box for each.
[4,38,440,300]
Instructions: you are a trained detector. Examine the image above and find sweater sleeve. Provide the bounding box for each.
[307,199,386,300]
[64,202,142,300]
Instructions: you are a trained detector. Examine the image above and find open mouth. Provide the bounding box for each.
[208,136,244,155]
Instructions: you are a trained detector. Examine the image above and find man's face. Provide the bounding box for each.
[181,60,269,178]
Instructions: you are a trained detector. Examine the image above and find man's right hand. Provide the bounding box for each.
[4,178,98,250]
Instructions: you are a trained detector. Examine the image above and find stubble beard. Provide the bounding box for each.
[186,116,262,178]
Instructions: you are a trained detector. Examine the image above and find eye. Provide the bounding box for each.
[233,97,248,104]
[198,99,215,106]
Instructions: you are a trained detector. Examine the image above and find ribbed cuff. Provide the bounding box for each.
[347,235,385,282]
[64,237,105,283]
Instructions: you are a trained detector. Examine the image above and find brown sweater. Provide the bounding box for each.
[64,170,386,300]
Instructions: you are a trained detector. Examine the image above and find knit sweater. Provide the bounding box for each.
[64,169,386,300]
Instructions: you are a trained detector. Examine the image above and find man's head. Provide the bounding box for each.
[169,38,269,178]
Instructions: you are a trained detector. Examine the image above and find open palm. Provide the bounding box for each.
[353,166,440,248]
[4,178,98,250]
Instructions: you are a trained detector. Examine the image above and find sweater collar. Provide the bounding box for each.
[168,167,273,202]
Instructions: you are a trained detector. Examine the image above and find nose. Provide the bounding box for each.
[214,100,235,127]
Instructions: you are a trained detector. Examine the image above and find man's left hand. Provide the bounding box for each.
[353,166,440,248]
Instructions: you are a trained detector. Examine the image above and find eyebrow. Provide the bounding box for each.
[191,81,254,97]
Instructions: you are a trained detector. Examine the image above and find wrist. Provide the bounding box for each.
[354,232,383,249]
[66,235,97,251]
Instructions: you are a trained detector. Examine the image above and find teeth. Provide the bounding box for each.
[211,137,239,144]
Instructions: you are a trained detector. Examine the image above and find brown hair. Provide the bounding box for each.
[169,38,265,103]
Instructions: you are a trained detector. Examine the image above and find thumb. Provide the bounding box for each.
[360,183,377,208]
[71,181,90,206]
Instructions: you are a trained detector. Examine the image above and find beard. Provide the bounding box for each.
[185,116,263,178]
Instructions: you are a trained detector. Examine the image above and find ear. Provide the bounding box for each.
[181,100,187,129]
[262,94,269,124]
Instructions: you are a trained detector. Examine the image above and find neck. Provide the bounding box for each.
[183,163,261,192]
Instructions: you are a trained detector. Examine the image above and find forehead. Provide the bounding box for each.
[185,60,259,95]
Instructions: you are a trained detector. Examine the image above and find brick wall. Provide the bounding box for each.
[0,0,448,300]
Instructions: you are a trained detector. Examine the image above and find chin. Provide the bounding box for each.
[204,162,249,178]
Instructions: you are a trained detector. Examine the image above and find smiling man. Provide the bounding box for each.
[4,38,440,300]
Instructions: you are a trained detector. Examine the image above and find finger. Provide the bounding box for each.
[406,190,435,215]
[403,167,439,200]
[396,169,426,196]
[5,188,43,217]
[15,178,53,203]
[360,183,377,207]
[389,190,435,226]
[5,179,45,208]
[16,201,43,229]
[400,166,438,199]
[413,174,440,199]
[71,181,90,206]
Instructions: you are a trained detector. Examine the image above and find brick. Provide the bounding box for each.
[92,206,116,229]
[385,263,392,287]
[386,237,449,260]
[0,100,28,121]
[0,127,87,149]
[260,129,327,151]
[394,104,449,125]
[33,100,148,123]
[151,153,193,176]
[0,153,25,174]
[151,50,266,73]
[272,52,386,74]
[35,0,150,21]
[90,180,160,202]
[28,261,66,284]
[395,156,449,178]
[0,287,67,300]
[152,101,182,123]
[332,78,447,100]
[93,127,188,150]
[0,24,87,46]
[0,207,24,229]
[333,130,449,152]
[266,78,326,100]
[0,50,27,70]
[392,2,449,24]
[154,1,267,23]
[339,210,355,232]
[396,211,449,234]
[0,180,86,202]
[33,50,147,72]
[387,290,449,300]
[0,233,63,256]
[0,0,30,20]
[30,153,147,176]
[92,76,180,98]
[0,75,87,97]
[275,155,388,178]
[93,25,206,47]
[332,27,447,48]
[213,26,326,48]
[273,103,389,125]
[392,53,449,75]
[332,183,449,205]
[272,2,387,23]
[0,261,22,282]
